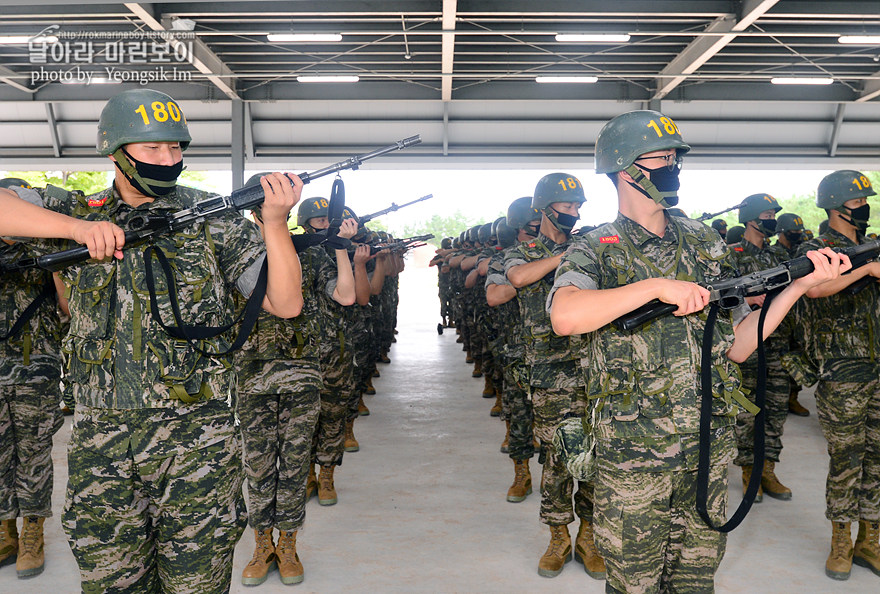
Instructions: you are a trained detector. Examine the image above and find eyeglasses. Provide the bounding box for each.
[634,152,682,172]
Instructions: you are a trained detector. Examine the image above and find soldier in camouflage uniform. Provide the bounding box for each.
[235,179,358,586]
[0,89,307,593]
[795,170,880,581]
[467,223,501,402]
[729,194,795,502]
[548,109,846,593]
[504,173,604,579]
[431,237,454,328]
[486,200,540,502]
[0,179,66,578]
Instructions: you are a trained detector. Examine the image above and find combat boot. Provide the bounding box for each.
[761,461,792,500]
[500,420,511,453]
[241,528,276,586]
[358,396,370,416]
[372,368,380,378]
[306,464,318,501]
[16,517,44,578]
[482,375,495,398]
[854,520,880,577]
[788,387,810,416]
[538,524,572,577]
[471,357,483,378]
[741,465,763,503]
[826,521,853,580]
[574,520,606,580]
[490,393,502,417]
[276,530,304,585]
[0,518,17,568]
[507,459,532,503]
[318,465,337,506]
[379,351,391,364]
[464,350,473,363]
[364,376,376,395]
[344,419,360,452]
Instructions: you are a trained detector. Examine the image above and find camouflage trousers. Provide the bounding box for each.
[0,382,62,519]
[594,458,729,594]
[734,354,790,466]
[315,343,355,467]
[815,361,880,522]
[239,388,320,532]
[531,375,591,525]
[504,358,534,461]
[63,432,246,593]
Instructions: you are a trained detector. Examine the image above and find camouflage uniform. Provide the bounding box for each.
[47,185,261,593]
[729,240,792,466]
[550,214,750,592]
[0,239,64,521]
[505,233,590,526]
[797,229,880,522]
[486,249,534,460]
[235,243,335,532]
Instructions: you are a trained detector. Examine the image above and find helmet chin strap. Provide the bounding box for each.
[623,164,679,208]
[543,207,576,236]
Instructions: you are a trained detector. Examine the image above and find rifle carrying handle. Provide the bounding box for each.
[612,299,678,331]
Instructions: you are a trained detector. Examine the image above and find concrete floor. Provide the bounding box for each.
[2,265,877,592]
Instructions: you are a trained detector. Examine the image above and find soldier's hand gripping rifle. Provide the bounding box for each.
[613,238,880,332]
[2,135,422,274]
[357,194,433,226]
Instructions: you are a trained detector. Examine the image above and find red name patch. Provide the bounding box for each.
[599,235,619,244]
[87,196,107,207]
[527,242,536,248]
[734,246,744,252]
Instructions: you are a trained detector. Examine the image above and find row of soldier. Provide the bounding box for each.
[432,112,879,591]
[0,88,407,591]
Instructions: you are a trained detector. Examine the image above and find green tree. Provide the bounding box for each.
[1,170,111,195]
[400,210,500,247]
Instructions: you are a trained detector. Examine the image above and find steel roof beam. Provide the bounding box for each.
[45,102,62,158]
[441,0,457,102]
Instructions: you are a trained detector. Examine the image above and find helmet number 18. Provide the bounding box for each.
[557,177,581,192]
[646,117,680,138]
[852,175,872,191]
[134,101,184,126]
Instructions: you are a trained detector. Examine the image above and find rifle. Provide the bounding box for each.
[2,135,422,274]
[696,201,746,222]
[367,234,434,255]
[614,237,880,331]
[358,194,433,226]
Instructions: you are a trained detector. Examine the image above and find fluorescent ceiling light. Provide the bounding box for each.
[0,35,59,44]
[555,34,630,43]
[268,33,342,43]
[838,35,880,44]
[536,75,598,84]
[770,77,833,85]
[297,75,359,83]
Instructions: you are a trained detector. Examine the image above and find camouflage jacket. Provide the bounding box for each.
[485,247,523,360]
[315,244,351,356]
[42,184,265,410]
[550,214,750,471]
[0,240,64,385]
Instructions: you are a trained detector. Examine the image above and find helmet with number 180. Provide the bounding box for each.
[816,170,876,210]
[594,110,690,174]
[97,89,191,156]
[296,197,330,229]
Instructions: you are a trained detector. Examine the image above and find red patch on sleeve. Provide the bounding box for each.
[87,196,107,207]
[599,235,619,244]
[527,242,536,248]
[734,246,744,252]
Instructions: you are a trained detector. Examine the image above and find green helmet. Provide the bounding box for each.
[710,219,727,233]
[0,177,32,190]
[776,213,805,233]
[452,237,461,248]
[297,196,330,229]
[477,222,494,244]
[458,230,467,245]
[532,173,586,210]
[738,193,782,223]
[441,237,452,249]
[507,196,540,230]
[726,225,745,245]
[496,218,517,248]
[594,110,690,174]
[97,89,191,156]
[817,170,876,209]
[466,226,480,244]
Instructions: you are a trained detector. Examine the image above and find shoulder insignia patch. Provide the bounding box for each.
[87,196,108,207]
[599,235,619,244]
[527,242,536,248]
[734,246,744,251]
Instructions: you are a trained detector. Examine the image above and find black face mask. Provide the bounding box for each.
[784,231,803,245]
[842,204,871,232]
[113,148,184,197]
[627,161,682,208]
[754,218,777,236]
[549,207,579,235]
[523,222,540,238]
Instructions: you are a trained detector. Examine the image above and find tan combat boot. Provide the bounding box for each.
[364,376,376,395]
[574,520,606,580]
[276,530,304,585]
[0,518,17,568]
[379,351,391,364]
[318,465,337,506]
[538,524,572,577]
[761,461,792,500]
[741,465,763,503]
[854,520,880,577]
[490,393,502,417]
[306,463,318,501]
[788,386,810,416]
[482,375,495,398]
[507,459,532,503]
[16,517,44,578]
[344,419,360,452]
[358,396,370,416]
[826,521,853,580]
[241,528,276,586]
[500,420,511,454]
[471,357,483,378]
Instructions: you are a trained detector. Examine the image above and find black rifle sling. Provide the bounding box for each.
[0,278,56,342]
[696,290,775,532]
[142,245,268,357]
